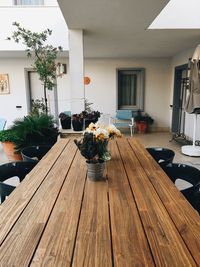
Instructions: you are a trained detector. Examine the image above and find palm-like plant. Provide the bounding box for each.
[10,114,58,151]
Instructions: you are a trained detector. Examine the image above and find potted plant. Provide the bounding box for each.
[9,114,59,152]
[81,110,101,129]
[59,112,71,129]
[74,123,121,181]
[72,113,84,131]
[0,129,22,161]
[8,22,62,114]
[134,109,154,133]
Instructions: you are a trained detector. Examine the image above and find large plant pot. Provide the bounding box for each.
[60,118,71,129]
[72,120,83,131]
[1,141,22,161]
[136,121,148,134]
[84,118,98,129]
[86,161,105,181]
[21,145,52,162]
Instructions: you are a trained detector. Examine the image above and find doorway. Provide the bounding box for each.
[25,69,58,118]
[171,63,190,143]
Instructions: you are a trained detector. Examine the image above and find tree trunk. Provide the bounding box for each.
[44,83,48,114]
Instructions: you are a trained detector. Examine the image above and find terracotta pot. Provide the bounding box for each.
[136,121,148,134]
[1,142,22,161]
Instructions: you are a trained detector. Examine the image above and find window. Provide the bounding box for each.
[117,69,145,110]
[14,0,44,5]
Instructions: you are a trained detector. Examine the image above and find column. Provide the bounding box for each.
[68,29,85,114]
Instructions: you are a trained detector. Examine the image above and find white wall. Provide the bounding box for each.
[85,58,172,129]
[0,6,68,51]
[0,57,70,127]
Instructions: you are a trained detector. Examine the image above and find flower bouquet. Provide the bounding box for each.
[74,123,121,180]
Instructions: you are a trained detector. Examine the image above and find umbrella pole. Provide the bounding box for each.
[192,114,197,146]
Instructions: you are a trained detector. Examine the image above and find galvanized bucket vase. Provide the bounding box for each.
[86,161,105,181]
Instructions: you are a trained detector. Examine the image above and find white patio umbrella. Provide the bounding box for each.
[182,45,200,156]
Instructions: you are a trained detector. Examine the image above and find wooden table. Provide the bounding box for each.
[0,138,199,266]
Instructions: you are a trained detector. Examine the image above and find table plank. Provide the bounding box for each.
[107,140,155,267]
[0,139,77,266]
[30,149,87,267]
[128,138,200,265]
[72,178,112,267]
[117,138,197,267]
[0,138,70,246]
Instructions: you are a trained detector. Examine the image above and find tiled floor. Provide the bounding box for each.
[0,132,200,189]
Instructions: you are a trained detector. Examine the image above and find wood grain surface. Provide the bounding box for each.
[0,137,199,267]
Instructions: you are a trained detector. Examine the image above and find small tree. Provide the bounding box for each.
[8,22,62,114]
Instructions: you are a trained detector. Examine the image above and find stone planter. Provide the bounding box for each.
[60,118,71,129]
[72,120,83,131]
[86,161,105,181]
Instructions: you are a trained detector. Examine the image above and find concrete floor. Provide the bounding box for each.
[0,132,200,189]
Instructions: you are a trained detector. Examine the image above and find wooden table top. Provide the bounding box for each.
[0,137,199,266]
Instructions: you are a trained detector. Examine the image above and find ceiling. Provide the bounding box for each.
[58,0,200,58]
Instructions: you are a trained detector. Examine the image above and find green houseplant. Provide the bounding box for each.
[8,22,62,114]
[0,114,58,161]
[134,109,154,133]
[9,114,58,152]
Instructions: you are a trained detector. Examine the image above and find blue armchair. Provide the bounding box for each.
[112,110,134,136]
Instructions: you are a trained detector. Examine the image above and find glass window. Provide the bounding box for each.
[118,69,145,110]
[14,0,44,5]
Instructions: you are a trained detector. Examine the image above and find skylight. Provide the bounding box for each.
[149,0,200,29]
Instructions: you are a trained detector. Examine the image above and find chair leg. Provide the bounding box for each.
[130,125,133,137]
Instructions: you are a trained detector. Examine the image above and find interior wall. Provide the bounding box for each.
[0,57,172,130]
[85,58,172,129]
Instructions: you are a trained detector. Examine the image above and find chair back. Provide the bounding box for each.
[116,110,133,120]
[0,118,6,131]
[146,147,175,167]
[162,163,200,214]
[162,163,200,185]
[0,183,16,203]
[21,145,52,162]
[0,161,37,183]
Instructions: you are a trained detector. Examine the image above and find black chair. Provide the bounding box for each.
[146,147,175,167]
[0,183,16,203]
[0,161,37,203]
[162,163,200,213]
[21,145,52,162]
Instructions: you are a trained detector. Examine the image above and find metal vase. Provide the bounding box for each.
[86,161,105,181]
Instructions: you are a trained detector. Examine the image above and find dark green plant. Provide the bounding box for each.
[59,112,71,121]
[8,22,62,113]
[9,114,58,151]
[0,129,22,143]
[134,109,154,125]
